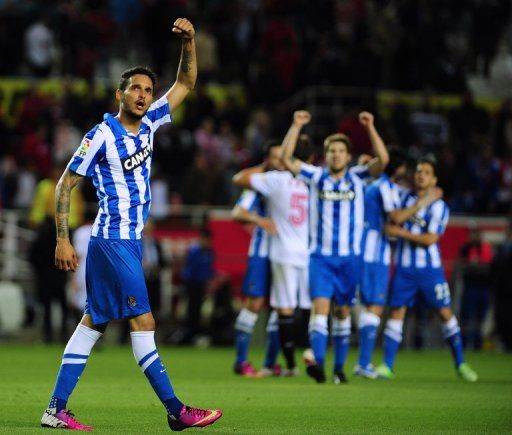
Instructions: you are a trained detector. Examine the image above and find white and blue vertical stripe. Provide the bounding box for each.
[236,190,270,258]
[395,192,450,269]
[67,95,171,240]
[362,174,401,265]
[298,163,366,257]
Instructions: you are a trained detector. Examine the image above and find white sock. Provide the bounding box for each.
[384,319,404,343]
[358,311,381,329]
[235,308,258,334]
[309,314,328,335]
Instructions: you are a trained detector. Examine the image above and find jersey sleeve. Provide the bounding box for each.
[349,164,371,184]
[249,172,279,197]
[145,95,172,132]
[297,162,322,185]
[428,201,450,235]
[236,189,259,211]
[379,182,400,213]
[67,126,106,177]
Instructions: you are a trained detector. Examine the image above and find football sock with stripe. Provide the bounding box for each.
[49,323,102,412]
[442,316,465,367]
[278,314,296,369]
[332,316,351,372]
[234,308,258,364]
[358,311,380,368]
[263,310,280,369]
[131,331,183,418]
[309,315,328,368]
[383,319,403,370]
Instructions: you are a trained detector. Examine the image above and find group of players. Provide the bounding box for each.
[232,110,478,384]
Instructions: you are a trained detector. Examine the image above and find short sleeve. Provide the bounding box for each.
[349,164,371,184]
[68,126,106,177]
[428,201,450,235]
[249,172,279,197]
[236,190,259,210]
[144,95,172,132]
[380,182,401,213]
[297,162,322,185]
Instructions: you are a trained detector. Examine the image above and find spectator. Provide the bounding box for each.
[24,15,55,77]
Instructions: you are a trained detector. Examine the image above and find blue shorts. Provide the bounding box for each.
[309,254,360,306]
[241,256,271,298]
[84,237,151,324]
[389,267,451,309]
[359,262,390,306]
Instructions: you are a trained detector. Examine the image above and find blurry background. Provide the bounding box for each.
[0,0,510,351]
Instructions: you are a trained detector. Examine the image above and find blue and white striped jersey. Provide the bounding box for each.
[362,174,402,265]
[236,189,270,258]
[68,95,171,239]
[395,191,449,269]
[298,163,369,257]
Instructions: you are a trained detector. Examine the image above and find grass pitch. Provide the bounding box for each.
[0,344,511,434]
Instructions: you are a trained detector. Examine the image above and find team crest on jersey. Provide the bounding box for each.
[127,296,137,308]
[121,146,152,172]
[78,138,91,158]
[320,190,355,201]
[409,215,427,227]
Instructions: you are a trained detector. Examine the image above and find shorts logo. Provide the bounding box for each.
[127,296,137,308]
[121,146,151,172]
[78,138,91,158]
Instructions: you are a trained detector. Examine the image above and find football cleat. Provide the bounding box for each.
[233,361,256,376]
[256,364,282,378]
[375,363,395,380]
[281,367,300,377]
[333,369,348,384]
[457,363,478,382]
[167,405,222,431]
[353,364,378,379]
[41,408,93,431]
[303,348,326,383]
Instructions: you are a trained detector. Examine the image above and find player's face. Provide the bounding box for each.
[393,163,407,180]
[267,145,284,171]
[117,74,154,120]
[414,163,437,190]
[325,141,351,173]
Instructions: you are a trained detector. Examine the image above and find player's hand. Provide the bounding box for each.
[55,239,78,272]
[172,18,195,39]
[384,223,402,238]
[257,217,277,235]
[293,110,311,127]
[358,111,374,128]
[357,153,373,165]
[421,187,443,207]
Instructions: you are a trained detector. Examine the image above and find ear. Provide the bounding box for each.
[116,88,123,103]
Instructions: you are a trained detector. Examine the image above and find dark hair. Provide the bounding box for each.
[119,66,157,91]
[384,147,407,177]
[323,133,352,153]
[263,138,282,157]
[417,154,438,176]
[294,134,315,161]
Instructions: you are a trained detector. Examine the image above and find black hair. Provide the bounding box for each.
[384,147,407,177]
[294,134,315,161]
[263,138,282,157]
[417,154,438,176]
[119,66,157,91]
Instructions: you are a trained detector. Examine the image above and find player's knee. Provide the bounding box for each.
[246,297,264,313]
[130,313,156,331]
[334,305,350,319]
[437,307,453,322]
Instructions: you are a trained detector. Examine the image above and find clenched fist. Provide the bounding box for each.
[358,111,374,128]
[293,110,311,127]
[172,18,195,39]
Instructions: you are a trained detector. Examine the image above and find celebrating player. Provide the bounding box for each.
[376,157,478,382]
[355,148,442,378]
[233,135,314,375]
[232,140,282,377]
[41,19,223,431]
[281,110,389,384]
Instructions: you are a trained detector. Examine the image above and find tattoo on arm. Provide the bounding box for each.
[55,170,82,239]
[180,46,192,73]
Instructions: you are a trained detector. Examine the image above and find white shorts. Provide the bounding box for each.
[270,262,311,310]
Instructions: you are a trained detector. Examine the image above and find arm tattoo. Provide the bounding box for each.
[180,46,192,73]
[55,170,82,239]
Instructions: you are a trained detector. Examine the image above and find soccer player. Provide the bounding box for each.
[232,140,282,377]
[281,110,389,384]
[41,19,222,431]
[233,136,314,375]
[355,148,442,378]
[376,157,478,382]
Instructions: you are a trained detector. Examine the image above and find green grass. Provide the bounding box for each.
[0,344,511,434]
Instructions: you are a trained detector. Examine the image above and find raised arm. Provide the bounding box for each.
[165,18,197,113]
[55,169,83,271]
[389,188,443,224]
[358,111,389,178]
[232,164,266,189]
[280,110,311,176]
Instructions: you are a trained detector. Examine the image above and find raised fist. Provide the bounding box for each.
[358,111,374,127]
[172,18,195,39]
[293,110,311,127]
